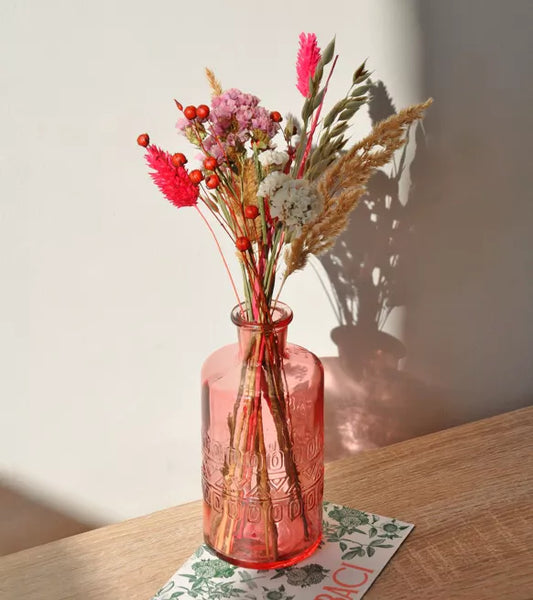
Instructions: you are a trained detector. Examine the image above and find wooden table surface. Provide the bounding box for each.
[1,406,532,600]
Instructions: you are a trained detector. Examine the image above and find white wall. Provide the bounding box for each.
[404,0,533,417]
[0,1,422,522]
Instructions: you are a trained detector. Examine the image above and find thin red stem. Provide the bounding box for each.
[195,205,243,309]
[200,196,235,241]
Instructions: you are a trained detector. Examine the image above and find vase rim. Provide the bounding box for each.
[230,301,293,331]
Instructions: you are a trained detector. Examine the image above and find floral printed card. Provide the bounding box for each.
[152,502,413,600]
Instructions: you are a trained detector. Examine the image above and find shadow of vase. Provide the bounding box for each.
[323,324,407,461]
[331,324,406,378]
[322,338,462,463]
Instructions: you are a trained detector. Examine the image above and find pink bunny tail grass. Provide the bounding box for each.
[296,32,321,98]
[145,145,199,208]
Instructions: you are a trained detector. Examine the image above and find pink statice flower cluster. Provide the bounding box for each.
[203,88,278,159]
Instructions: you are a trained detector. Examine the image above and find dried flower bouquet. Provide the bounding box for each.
[138,33,431,566]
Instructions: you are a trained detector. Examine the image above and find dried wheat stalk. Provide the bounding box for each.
[205,67,223,97]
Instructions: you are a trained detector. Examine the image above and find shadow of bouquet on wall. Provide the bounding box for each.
[318,82,464,461]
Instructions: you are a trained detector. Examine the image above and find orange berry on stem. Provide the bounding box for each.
[206,174,220,189]
[204,156,218,171]
[189,169,204,184]
[196,104,210,120]
[171,153,187,167]
[270,111,282,123]
[244,205,259,219]
[236,237,251,252]
[174,100,183,111]
[137,133,150,147]
[184,105,197,120]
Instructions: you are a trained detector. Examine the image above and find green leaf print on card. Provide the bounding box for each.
[271,563,329,588]
[322,502,409,560]
[151,502,413,600]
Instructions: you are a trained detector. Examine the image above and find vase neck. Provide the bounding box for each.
[231,303,293,358]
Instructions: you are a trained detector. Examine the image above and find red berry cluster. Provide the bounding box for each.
[186,156,220,189]
[235,207,260,252]
[182,104,210,122]
[137,98,268,253]
[203,156,219,189]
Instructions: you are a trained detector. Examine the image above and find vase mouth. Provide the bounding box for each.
[231,302,293,331]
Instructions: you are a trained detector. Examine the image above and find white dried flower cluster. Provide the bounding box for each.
[257,171,290,198]
[258,172,322,236]
[258,150,289,168]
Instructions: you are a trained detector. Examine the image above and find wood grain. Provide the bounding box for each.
[0,407,532,600]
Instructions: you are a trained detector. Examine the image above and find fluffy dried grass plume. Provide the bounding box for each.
[242,158,259,205]
[285,98,433,275]
[205,67,223,97]
[227,159,261,242]
[241,159,261,241]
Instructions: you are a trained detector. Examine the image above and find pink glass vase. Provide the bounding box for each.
[201,303,324,569]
